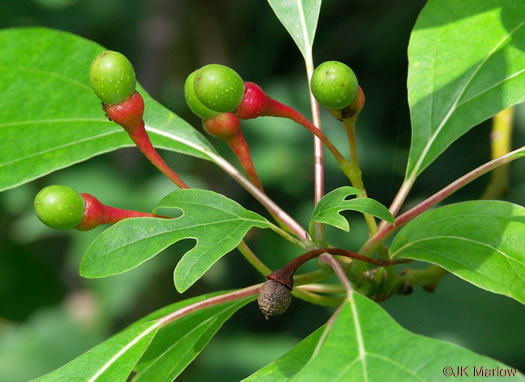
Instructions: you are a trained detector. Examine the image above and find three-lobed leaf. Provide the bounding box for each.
[0,27,217,192]
[406,0,525,179]
[390,200,525,305]
[80,189,270,292]
[267,0,322,62]
[245,292,524,381]
[310,186,394,233]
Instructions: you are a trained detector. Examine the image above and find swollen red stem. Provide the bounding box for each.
[104,91,188,189]
[263,99,347,165]
[268,247,411,289]
[128,124,189,189]
[234,82,347,167]
[76,193,164,231]
[203,113,263,190]
[227,132,263,190]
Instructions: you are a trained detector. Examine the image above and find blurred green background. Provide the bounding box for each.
[1,0,524,380]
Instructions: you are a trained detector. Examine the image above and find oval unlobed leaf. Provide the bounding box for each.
[133,293,255,382]
[0,27,218,192]
[390,201,525,305]
[406,0,525,179]
[80,189,270,292]
[34,291,254,382]
[310,186,394,233]
[33,321,159,382]
[245,292,524,381]
[267,0,321,61]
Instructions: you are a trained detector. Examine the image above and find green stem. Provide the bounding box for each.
[293,287,343,307]
[236,241,271,276]
[343,117,389,259]
[299,283,346,294]
[394,265,448,294]
[294,269,333,286]
[268,222,309,249]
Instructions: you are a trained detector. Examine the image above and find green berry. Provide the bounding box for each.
[90,50,136,105]
[184,71,220,120]
[193,64,244,113]
[311,61,358,110]
[34,185,85,230]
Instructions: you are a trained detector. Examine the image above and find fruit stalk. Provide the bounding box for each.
[227,132,262,190]
[234,82,353,184]
[202,113,262,190]
[264,97,348,166]
[267,247,411,290]
[104,91,188,189]
[76,193,162,231]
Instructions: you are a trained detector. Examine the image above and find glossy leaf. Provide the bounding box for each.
[390,201,525,304]
[267,0,321,61]
[33,322,158,382]
[0,27,217,192]
[33,291,254,382]
[310,186,394,232]
[133,293,255,381]
[80,189,270,292]
[406,0,525,179]
[245,292,524,381]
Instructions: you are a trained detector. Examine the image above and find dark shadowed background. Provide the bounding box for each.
[1,0,524,380]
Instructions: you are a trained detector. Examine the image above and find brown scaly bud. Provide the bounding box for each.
[257,279,292,320]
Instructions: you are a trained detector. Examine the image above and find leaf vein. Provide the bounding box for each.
[366,352,425,381]
[410,20,525,177]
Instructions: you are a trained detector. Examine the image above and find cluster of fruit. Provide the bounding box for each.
[34,50,361,233]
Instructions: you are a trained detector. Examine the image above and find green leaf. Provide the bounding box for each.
[0,27,218,192]
[406,0,525,179]
[242,327,324,382]
[80,189,270,292]
[267,0,321,62]
[310,186,394,232]
[245,292,524,381]
[133,292,255,382]
[33,291,254,382]
[390,200,525,304]
[33,322,158,382]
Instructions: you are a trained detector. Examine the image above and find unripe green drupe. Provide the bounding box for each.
[184,70,220,120]
[193,64,244,113]
[90,50,136,105]
[34,185,85,230]
[311,61,358,110]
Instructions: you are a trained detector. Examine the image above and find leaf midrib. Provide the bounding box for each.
[136,302,241,379]
[90,217,264,261]
[410,19,525,177]
[391,235,525,268]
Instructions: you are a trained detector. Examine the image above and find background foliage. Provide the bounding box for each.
[1,0,524,380]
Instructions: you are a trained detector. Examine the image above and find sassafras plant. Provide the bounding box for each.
[1,0,524,380]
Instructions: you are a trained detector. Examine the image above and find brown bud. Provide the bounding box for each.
[257,279,292,320]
